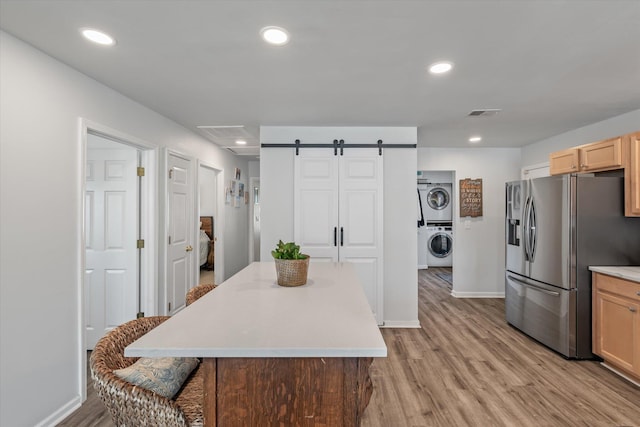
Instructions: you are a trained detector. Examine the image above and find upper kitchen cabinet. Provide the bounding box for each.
[580,136,624,172]
[550,132,639,217]
[549,147,580,174]
[625,132,640,216]
[549,136,623,175]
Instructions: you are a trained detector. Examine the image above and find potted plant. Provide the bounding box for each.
[271,240,310,287]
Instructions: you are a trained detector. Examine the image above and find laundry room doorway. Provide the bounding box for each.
[417,170,455,290]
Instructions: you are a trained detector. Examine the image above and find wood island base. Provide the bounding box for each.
[202,357,374,426]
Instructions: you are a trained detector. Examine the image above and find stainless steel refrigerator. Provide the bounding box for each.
[505,174,640,359]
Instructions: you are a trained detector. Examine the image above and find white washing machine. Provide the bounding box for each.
[425,225,453,267]
[418,183,452,223]
[417,227,429,269]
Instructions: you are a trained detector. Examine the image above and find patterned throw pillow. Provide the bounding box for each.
[114,357,199,399]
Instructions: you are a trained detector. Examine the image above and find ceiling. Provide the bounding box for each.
[1,1,639,157]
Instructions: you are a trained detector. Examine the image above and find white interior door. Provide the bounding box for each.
[339,149,383,324]
[167,153,192,315]
[295,148,383,324]
[294,149,339,262]
[85,136,138,349]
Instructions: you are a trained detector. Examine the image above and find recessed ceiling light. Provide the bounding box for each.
[428,61,453,75]
[235,140,247,145]
[469,136,482,143]
[80,28,116,46]
[260,26,289,46]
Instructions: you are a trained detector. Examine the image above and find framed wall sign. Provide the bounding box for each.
[459,178,483,217]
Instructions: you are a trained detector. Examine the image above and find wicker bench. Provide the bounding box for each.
[90,316,203,427]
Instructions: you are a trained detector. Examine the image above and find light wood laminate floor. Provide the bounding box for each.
[60,268,640,426]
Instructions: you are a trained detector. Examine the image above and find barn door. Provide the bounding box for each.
[294,148,383,324]
[294,148,340,262]
[338,149,383,324]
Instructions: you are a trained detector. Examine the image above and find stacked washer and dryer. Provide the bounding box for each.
[417,179,453,269]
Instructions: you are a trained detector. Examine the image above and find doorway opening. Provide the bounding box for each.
[417,170,455,290]
[197,162,224,286]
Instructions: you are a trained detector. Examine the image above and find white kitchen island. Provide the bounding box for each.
[126,261,387,426]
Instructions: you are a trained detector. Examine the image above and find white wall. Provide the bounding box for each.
[418,148,521,297]
[222,161,251,276]
[522,109,640,166]
[0,31,249,426]
[382,147,419,326]
[248,160,260,179]
[418,170,454,184]
[259,148,295,257]
[260,126,418,327]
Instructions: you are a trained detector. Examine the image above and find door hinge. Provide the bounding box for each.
[137,167,145,177]
[136,239,145,249]
[169,168,173,179]
[168,302,171,312]
[168,235,172,244]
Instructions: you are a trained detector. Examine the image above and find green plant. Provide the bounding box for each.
[271,240,308,260]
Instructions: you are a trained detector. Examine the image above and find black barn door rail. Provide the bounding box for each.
[261,139,417,155]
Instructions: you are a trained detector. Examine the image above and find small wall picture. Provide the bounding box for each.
[234,168,241,180]
[244,191,249,204]
[225,186,231,204]
[235,181,243,208]
[227,180,236,204]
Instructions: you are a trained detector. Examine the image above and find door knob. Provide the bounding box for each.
[186,245,193,252]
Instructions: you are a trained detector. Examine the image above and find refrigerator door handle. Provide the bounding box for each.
[507,274,561,296]
[529,199,537,261]
[523,197,531,261]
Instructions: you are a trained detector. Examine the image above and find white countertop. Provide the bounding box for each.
[125,262,387,358]
[589,266,640,283]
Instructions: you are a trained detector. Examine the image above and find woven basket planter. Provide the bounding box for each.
[274,257,310,287]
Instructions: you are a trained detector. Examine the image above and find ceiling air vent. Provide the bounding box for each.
[468,109,501,117]
[197,125,254,140]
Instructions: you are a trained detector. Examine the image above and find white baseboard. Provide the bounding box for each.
[451,290,505,298]
[380,320,421,328]
[35,395,82,427]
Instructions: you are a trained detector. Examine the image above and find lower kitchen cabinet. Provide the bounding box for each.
[592,271,640,381]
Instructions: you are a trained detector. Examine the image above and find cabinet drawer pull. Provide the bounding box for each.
[630,307,637,313]
[637,291,640,296]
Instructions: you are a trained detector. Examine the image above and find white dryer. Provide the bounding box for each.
[425,225,453,267]
[419,183,452,223]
